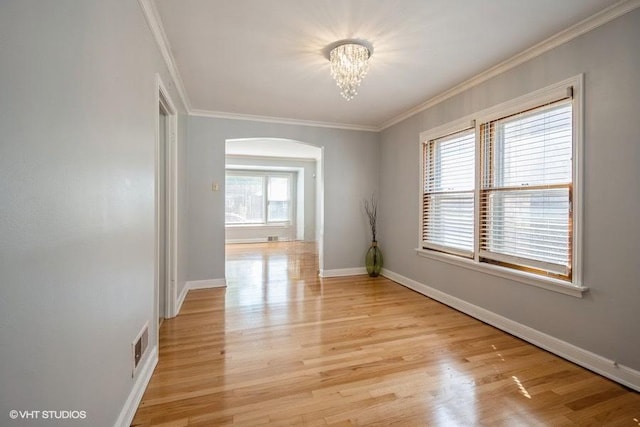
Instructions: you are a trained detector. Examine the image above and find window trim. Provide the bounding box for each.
[415,247,587,297]
[417,75,586,297]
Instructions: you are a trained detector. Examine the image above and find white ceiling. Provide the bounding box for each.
[153,0,621,130]
[226,138,322,160]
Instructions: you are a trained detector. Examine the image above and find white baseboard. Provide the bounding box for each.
[225,237,294,244]
[173,279,228,316]
[113,345,158,427]
[381,268,640,392]
[186,278,227,290]
[320,267,368,278]
[176,282,189,315]
[226,238,271,244]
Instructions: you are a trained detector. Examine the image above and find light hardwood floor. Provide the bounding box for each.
[132,242,640,426]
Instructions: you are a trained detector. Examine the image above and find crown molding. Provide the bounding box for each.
[140,0,639,133]
[189,109,379,132]
[378,0,640,131]
[138,0,191,112]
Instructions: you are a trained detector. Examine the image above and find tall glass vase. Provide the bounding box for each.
[365,241,383,277]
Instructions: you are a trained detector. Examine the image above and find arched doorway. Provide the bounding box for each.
[224,138,324,274]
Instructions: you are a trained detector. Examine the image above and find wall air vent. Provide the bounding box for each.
[132,322,149,377]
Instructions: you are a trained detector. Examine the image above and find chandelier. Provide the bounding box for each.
[328,41,372,101]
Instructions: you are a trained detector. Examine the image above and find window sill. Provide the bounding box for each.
[415,248,588,298]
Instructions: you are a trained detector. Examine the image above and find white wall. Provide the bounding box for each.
[175,112,189,310]
[225,154,317,242]
[187,116,379,281]
[378,9,640,374]
[0,1,186,426]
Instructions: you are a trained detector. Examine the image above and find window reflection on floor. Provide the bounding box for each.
[225,241,319,307]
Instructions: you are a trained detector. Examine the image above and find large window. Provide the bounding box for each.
[480,99,572,277]
[225,171,292,225]
[419,77,582,290]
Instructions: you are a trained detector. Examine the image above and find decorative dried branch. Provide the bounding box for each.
[363,194,377,242]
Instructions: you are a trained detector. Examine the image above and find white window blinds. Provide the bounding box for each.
[422,128,475,257]
[479,98,573,277]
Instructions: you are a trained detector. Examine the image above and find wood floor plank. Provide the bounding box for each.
[132,241,640,426]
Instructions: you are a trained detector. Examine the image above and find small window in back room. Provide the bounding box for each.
[225,171,292,225]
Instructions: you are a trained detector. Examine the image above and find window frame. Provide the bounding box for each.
[417,75,586,297]
[421,122,477,258]
[479,98,574,279]
[225,170,294,227]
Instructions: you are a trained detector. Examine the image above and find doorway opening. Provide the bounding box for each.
[224,138,324,275]
[155,75,178,329]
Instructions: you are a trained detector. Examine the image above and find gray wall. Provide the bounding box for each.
[379,9,640,371]
[187,116,379,281]
[225,154,317,242]
[0,1,187,426]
